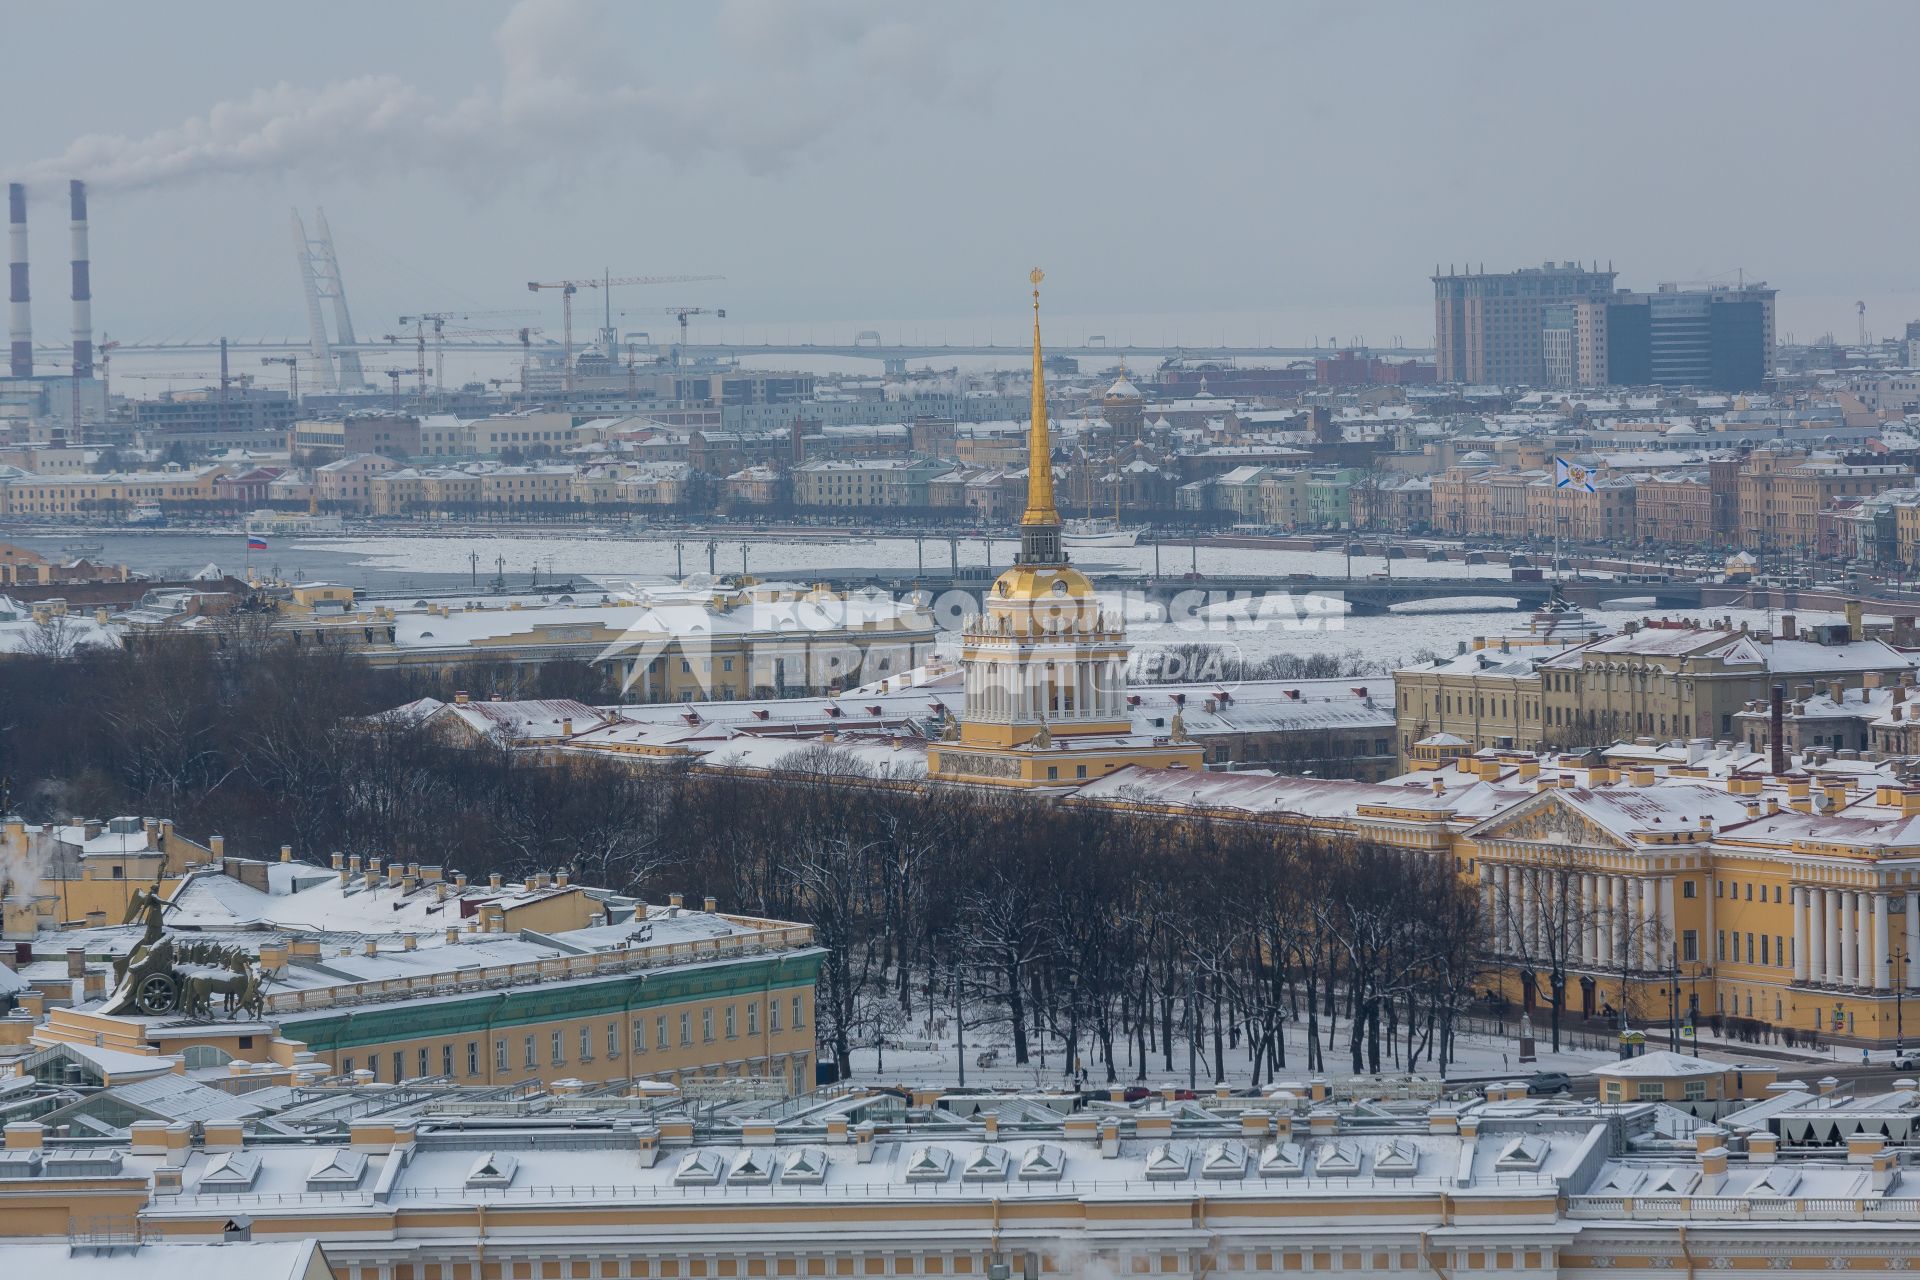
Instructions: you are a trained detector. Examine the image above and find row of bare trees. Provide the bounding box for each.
[660,752,1488,1082]
[2,640,1490,1083]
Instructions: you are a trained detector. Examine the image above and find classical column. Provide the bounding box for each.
[1873,894,1892,993]
[1842,891,1861,989]
[1907,891,1920,991]
[1792,887,1810,983]
[1826,889,1844,988]
[1495,864,1511,953]
[1659,878,1676,969]
[1581,872,1598,964]
[1596,875,1614,968]
[1615,874,1632,971]
[1643,876,1662,972]
[1480,865,1497,952]
[1525,868,1541,954]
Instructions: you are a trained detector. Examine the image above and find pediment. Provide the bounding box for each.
[1466,792,1633,851]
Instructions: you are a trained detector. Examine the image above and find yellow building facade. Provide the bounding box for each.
[928,271,1203,788]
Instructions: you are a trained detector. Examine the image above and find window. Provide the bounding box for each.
[393,1052,404,1082]
[469,1042,480,1077]
[1603,1082,1623,1103]
[1682,880,1696,900]
[1684,1080,1707,1102]
[496,1040,509,1072]
[658,1014,670,1050]
[1761,935,1770,965]
[793,995,805,1029]
[608,1022,620,1059]
[747,1003,759,1036]
[1745,883,1753,901]
[580,1027,593,1061]
[1682,930,1698,963]
[703,1009,715,1042]
[551,1031,565,1065]
[725,1006,737,1039]
[343,1056,355,1077]
[1636,1082,1664,1101]
[680,1012,692,1046]
[769,1000,781,1032]
[1778,936,1787,968]
[634,1021,648,1054]
[1717,931,1726,961]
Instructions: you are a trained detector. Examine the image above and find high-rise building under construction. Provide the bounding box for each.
[1431,262,1616,385]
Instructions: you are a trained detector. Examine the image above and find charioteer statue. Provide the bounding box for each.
[102,874,263,1020]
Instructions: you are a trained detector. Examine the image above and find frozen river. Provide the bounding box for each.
[11,527,1849,674]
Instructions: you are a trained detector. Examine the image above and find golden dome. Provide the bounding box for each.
[990,563,1096,602]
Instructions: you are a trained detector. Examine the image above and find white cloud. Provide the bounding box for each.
[24,0,986,192]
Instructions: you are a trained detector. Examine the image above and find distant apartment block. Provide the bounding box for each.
[1441,264,1774,391]
[1432,262,1617,384]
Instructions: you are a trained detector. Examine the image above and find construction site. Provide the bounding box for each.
[3,181,749,452]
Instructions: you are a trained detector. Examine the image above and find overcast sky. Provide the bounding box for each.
[4,0,1917,351]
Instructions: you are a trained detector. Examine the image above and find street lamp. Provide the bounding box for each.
[1065,972,1079,1084]
[1892,943,1909,1053]
[1687,964,1702,1057]
[1667,945,1682,1053]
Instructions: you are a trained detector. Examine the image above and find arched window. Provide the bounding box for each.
[181,1045,233,1071]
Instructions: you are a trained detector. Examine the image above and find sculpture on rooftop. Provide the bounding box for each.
[102,875,264,1019]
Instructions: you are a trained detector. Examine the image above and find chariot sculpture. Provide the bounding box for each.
[103,876,265,1020]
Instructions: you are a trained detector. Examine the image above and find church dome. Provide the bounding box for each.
[1105,375,1142,400]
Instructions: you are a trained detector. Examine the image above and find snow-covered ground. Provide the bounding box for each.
[841,1020,1619,1094]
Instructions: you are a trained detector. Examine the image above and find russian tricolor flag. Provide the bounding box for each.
[247,534,268,551]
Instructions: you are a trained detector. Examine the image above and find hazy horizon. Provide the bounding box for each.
[4,0,1918,352]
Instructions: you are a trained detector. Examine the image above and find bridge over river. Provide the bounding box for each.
[804,569,1709,616]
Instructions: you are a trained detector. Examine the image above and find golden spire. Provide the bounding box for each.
[1021,267,1059,529]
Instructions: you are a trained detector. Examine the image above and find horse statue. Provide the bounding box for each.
[183,953,257,1021]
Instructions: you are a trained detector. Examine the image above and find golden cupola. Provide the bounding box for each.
[926,271,1204,788]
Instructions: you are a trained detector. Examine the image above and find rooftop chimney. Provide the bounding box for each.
[68,180,91,377]
[7,183,28,378]
[1770,684,1786,776]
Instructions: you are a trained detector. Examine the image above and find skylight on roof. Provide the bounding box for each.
[466,1152,517,1188]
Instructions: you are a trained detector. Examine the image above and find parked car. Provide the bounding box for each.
[1526,1071,1573,1096]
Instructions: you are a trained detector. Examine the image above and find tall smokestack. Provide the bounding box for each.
[68,180,91,378]
[7,183,28,378]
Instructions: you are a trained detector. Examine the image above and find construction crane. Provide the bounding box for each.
[261,355,300,408]
[398,310,537,391]
[619,306,727,370]
[526,273,724,393]
[124,370,252,385]
[96,336,121,401]
[382,330,428,396]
